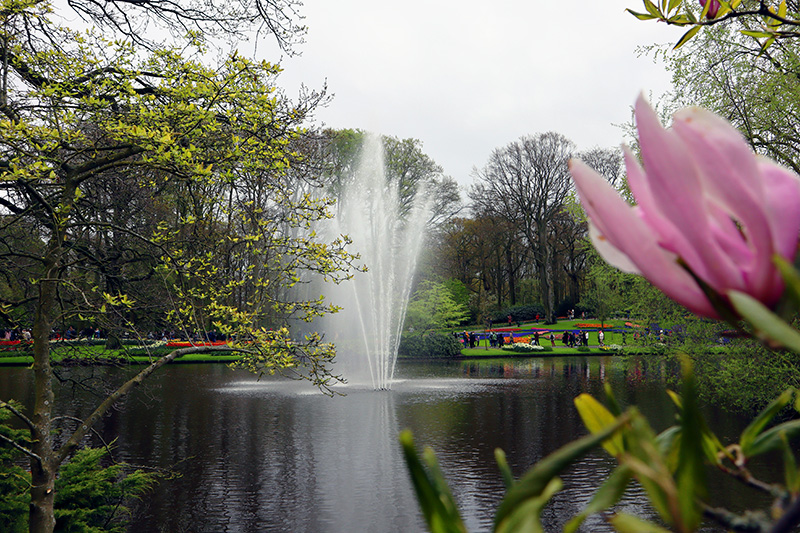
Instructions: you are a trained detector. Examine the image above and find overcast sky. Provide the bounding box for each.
[252,0,686,188]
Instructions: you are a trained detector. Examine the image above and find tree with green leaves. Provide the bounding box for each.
[628,0,800,51]
[0,2,358,531]
[404,280,469,332]
[319,128,462,233]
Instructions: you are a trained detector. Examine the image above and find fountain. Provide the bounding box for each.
[317,133,430,390]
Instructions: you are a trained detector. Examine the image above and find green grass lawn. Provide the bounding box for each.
[0,345,241,366]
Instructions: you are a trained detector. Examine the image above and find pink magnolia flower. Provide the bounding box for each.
[569,95,800,318]
[699,0,720,18]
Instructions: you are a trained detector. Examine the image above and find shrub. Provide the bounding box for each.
[576,346,590,352]
[492,305,545,324]
[398,331,462,358]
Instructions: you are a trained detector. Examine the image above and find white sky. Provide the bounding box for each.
[250,1,686,188]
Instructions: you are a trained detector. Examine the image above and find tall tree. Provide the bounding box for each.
[318,129,462,233]
[470,132,575,323]
[0,2,355,531]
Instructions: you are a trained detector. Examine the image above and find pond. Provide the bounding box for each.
[0,356,780,532]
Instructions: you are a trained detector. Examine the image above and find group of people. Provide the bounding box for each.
[459,330,513,348]
[561,330,605,347]
[0,328,31,342]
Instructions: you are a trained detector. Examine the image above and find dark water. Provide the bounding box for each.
[0,356,780,532]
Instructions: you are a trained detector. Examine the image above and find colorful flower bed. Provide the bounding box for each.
[165,341,229,348]
[574,323,615,329]
[504,343,545,353]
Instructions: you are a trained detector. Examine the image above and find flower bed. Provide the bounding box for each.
[574,323,615,329]
[165,341,229,348]
[503,343,545,353]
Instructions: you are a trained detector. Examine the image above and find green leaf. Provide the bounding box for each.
[675,361,706,531]
[741,30,775,39]
[781,432,800,493]
[746,419,800,457]
[728,291,800,353]
[626,9,658,20]
[739,388,794,455]
[494,412,631,530]
[399,430,467,533]
[674,25,702,49]
[643,0,662,17]
[774,255,800,310]
[495,448,514,490]
[564,465,633,533]
[610,513,674,533]
[575,393,624,456]
[667,0,682,12]
[495,478,562,533]
[604,382,623,417]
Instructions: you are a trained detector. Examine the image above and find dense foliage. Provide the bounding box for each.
[398,331,462,359]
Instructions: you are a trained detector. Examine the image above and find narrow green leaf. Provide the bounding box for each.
[774,255,800,310]
[575,394,625,456]
[739,388,794,455]
[495,448,514,490]
[610,513,674,533]
[494,412,631,529]
[626,8,658,20]
[604,382,623,417]
[495,478,562,533]
[674,25,702,49]
[728,291,800,353]
[779,0,787,19]
[643,0,662,16]
[781,432,800,493]
[741,30,775,38]
[399,430,467,533]
[675,361,706,531]
[747,419,800,457]
[759,36,777,55]
[667,0,682,12]
[716,0,733,17]
[665,390,724,465]
[564,465,634,533]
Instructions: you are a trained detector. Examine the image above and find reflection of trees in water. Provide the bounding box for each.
[0,359,772,532]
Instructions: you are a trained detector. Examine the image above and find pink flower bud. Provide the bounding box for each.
[569,95,800,319]
[699,0,720,18]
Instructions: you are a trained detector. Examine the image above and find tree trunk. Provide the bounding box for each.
[506,246,516,307]
[537,227,556,324]
[29,270,58,533]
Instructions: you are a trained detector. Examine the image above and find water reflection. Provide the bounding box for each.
[0,356,778,532]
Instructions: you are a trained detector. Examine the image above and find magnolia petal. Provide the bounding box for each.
[636,96,745,293]
[570,159,717,317]
[758,159,800,260]
[673,106,773,295]
[623,147,709,280]
[588,222,640,274]
[707,202,754,266]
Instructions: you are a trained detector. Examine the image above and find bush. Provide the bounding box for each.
[576,346,590,352]
[398,331,462,358]
[492,305,545,324]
